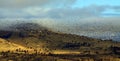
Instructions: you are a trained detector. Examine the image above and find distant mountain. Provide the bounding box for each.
[59,21,120,41]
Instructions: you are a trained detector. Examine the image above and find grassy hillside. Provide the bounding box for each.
[0,38,27,52]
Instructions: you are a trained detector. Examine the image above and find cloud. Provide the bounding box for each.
[0,0,76,8]
[0,5,120,19]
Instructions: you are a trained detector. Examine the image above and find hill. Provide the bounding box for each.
[0,23,120,55]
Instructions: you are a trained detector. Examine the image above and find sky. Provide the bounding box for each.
[0,0,120,29]
[0,0,120,30]
[0,0,120,19]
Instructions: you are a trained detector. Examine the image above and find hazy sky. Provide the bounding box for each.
[0,0,120,19]
[0,0,120,29]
